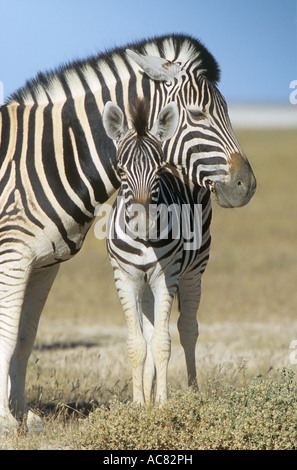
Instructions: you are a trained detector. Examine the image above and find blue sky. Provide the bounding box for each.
[0,0,296,104]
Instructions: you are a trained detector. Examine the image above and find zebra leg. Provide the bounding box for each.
[177,276,201,389]
[112,266,147,404]
[0,249,33,435]
[151,276,176,404]
[142,286,156,404]
[9,264,60,433]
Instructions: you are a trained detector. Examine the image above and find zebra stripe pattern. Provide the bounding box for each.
[104,99,211,404]
[0,34,255,434]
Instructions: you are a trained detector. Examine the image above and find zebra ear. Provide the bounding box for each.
[126,49,183,83]
[102,102,127,141]
[151,102,179,142]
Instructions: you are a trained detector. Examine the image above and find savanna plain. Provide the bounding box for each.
[1,128,297,450]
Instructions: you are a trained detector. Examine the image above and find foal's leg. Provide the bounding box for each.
[151,275,177,404]
[177,275,201,389]
[142,286,155,404]
[112,264,146,404]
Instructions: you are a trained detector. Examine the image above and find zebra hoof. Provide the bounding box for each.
[0,414,19,436]
[27,410,43,434]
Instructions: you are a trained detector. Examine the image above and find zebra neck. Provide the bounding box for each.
[162,164,194,192]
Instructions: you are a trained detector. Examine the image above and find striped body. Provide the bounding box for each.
[108,171,210,279]
[0,34,256,433]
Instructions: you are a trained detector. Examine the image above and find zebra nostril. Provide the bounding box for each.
[205,179,215,192]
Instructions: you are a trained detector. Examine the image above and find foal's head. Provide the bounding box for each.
[103,98,179,239]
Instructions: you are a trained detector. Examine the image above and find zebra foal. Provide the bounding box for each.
[103,99,204,404]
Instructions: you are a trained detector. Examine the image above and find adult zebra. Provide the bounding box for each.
[103,98,207,404]
[0,33,256,434]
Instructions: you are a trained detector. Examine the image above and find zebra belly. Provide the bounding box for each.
[0,219,93,269]
[32,220,93,267]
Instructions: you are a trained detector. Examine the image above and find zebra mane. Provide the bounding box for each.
[7,33,220,105]
[129,99,150,137]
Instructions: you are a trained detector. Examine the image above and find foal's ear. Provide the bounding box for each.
[102,102,127,141]
[151,102,179,142]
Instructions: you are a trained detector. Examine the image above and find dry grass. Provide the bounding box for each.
[1,128,297,450]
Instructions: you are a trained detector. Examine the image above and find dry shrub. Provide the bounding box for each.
[74,368,297,450]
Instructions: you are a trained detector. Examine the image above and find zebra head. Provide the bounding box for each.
[126,38,256,208]
[103,99,179,239]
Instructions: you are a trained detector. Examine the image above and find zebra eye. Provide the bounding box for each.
[187,108,207,122]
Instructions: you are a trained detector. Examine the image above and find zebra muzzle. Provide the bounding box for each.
[213,154,256,208]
